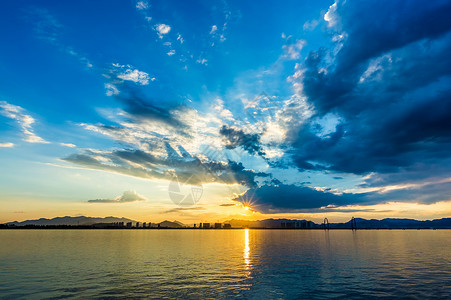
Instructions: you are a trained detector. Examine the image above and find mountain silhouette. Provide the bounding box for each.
[6,216,136,226]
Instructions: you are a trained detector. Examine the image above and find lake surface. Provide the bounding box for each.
[0,229,450,299]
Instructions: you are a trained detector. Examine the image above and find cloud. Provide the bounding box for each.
[177,34,184,44]
[282,39,306,60]
[64,87,279,189]
[0,101,48,144]
[205,0,451,213]
[112,63,152,85]
[324,2,338,28]
[167,50,175,56]
[105,83,119,96]
[303,19,319,31]
[136,1,149,10]
[88,190,147,203]
[155,24,171,38]
[233,179,451,214]
[111,85,189,131]
[0,142,14,148]
[164,207,206,213]
[65,147,269,188]
[286,0,451,181]
[219,125,265,156]
[233,183,367,213]
[209,3,232,44]
[58,0,451,215]
[60,143,76,148]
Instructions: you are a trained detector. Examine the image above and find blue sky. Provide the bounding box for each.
[1,0,451,223]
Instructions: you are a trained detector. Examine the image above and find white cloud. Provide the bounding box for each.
[177,34,184,44]
[167,50,176,56]
[303,19,319,31]
[210,24,227,43]
[0,142,14,148]
[324,2,339,27]
[359,55,391,83]
[118,190,147,202]
[213,98,233,120]
[136,1,149,10]
[282,39,306,60]
[60,142,76,148]
[155,23,171,38]
[113,64,151,85]
[0,101,48,144]
[88,190,147,203]
[105,83,119,96]
[196,58,208,65]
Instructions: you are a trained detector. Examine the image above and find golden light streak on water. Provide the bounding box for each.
[243,228,251,278]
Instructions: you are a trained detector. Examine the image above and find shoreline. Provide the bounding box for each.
[1,226,449,230]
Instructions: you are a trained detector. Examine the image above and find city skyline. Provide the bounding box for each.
[1,0,451,224]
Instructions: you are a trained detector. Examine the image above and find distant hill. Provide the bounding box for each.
[226,218,315,228]
[158,220,184,228]
[334,217,451,229]
[6,216,136,226]
[225,218,451,229]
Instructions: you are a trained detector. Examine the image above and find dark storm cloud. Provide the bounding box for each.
[360,159,451,188]
[289,0,451,179]
[233,179,451,214]
[333,0,451,74]
[304,0,451,115]
[219,125,265,156]
[259,0,451,217]
[233,183,368,213]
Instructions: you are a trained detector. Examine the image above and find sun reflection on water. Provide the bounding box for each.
[243,229,251,277]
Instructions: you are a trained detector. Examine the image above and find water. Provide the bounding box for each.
[0,229,450,299]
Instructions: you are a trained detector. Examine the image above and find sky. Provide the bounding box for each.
[1,0,451,224]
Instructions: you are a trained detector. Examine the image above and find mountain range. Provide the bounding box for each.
[6,216,136,226]
[5,216,184,228]
[4,216,451,229]
[334,217,451,229]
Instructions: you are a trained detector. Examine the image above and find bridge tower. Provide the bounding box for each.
[323,218,330,230]
[351,217,357,230]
